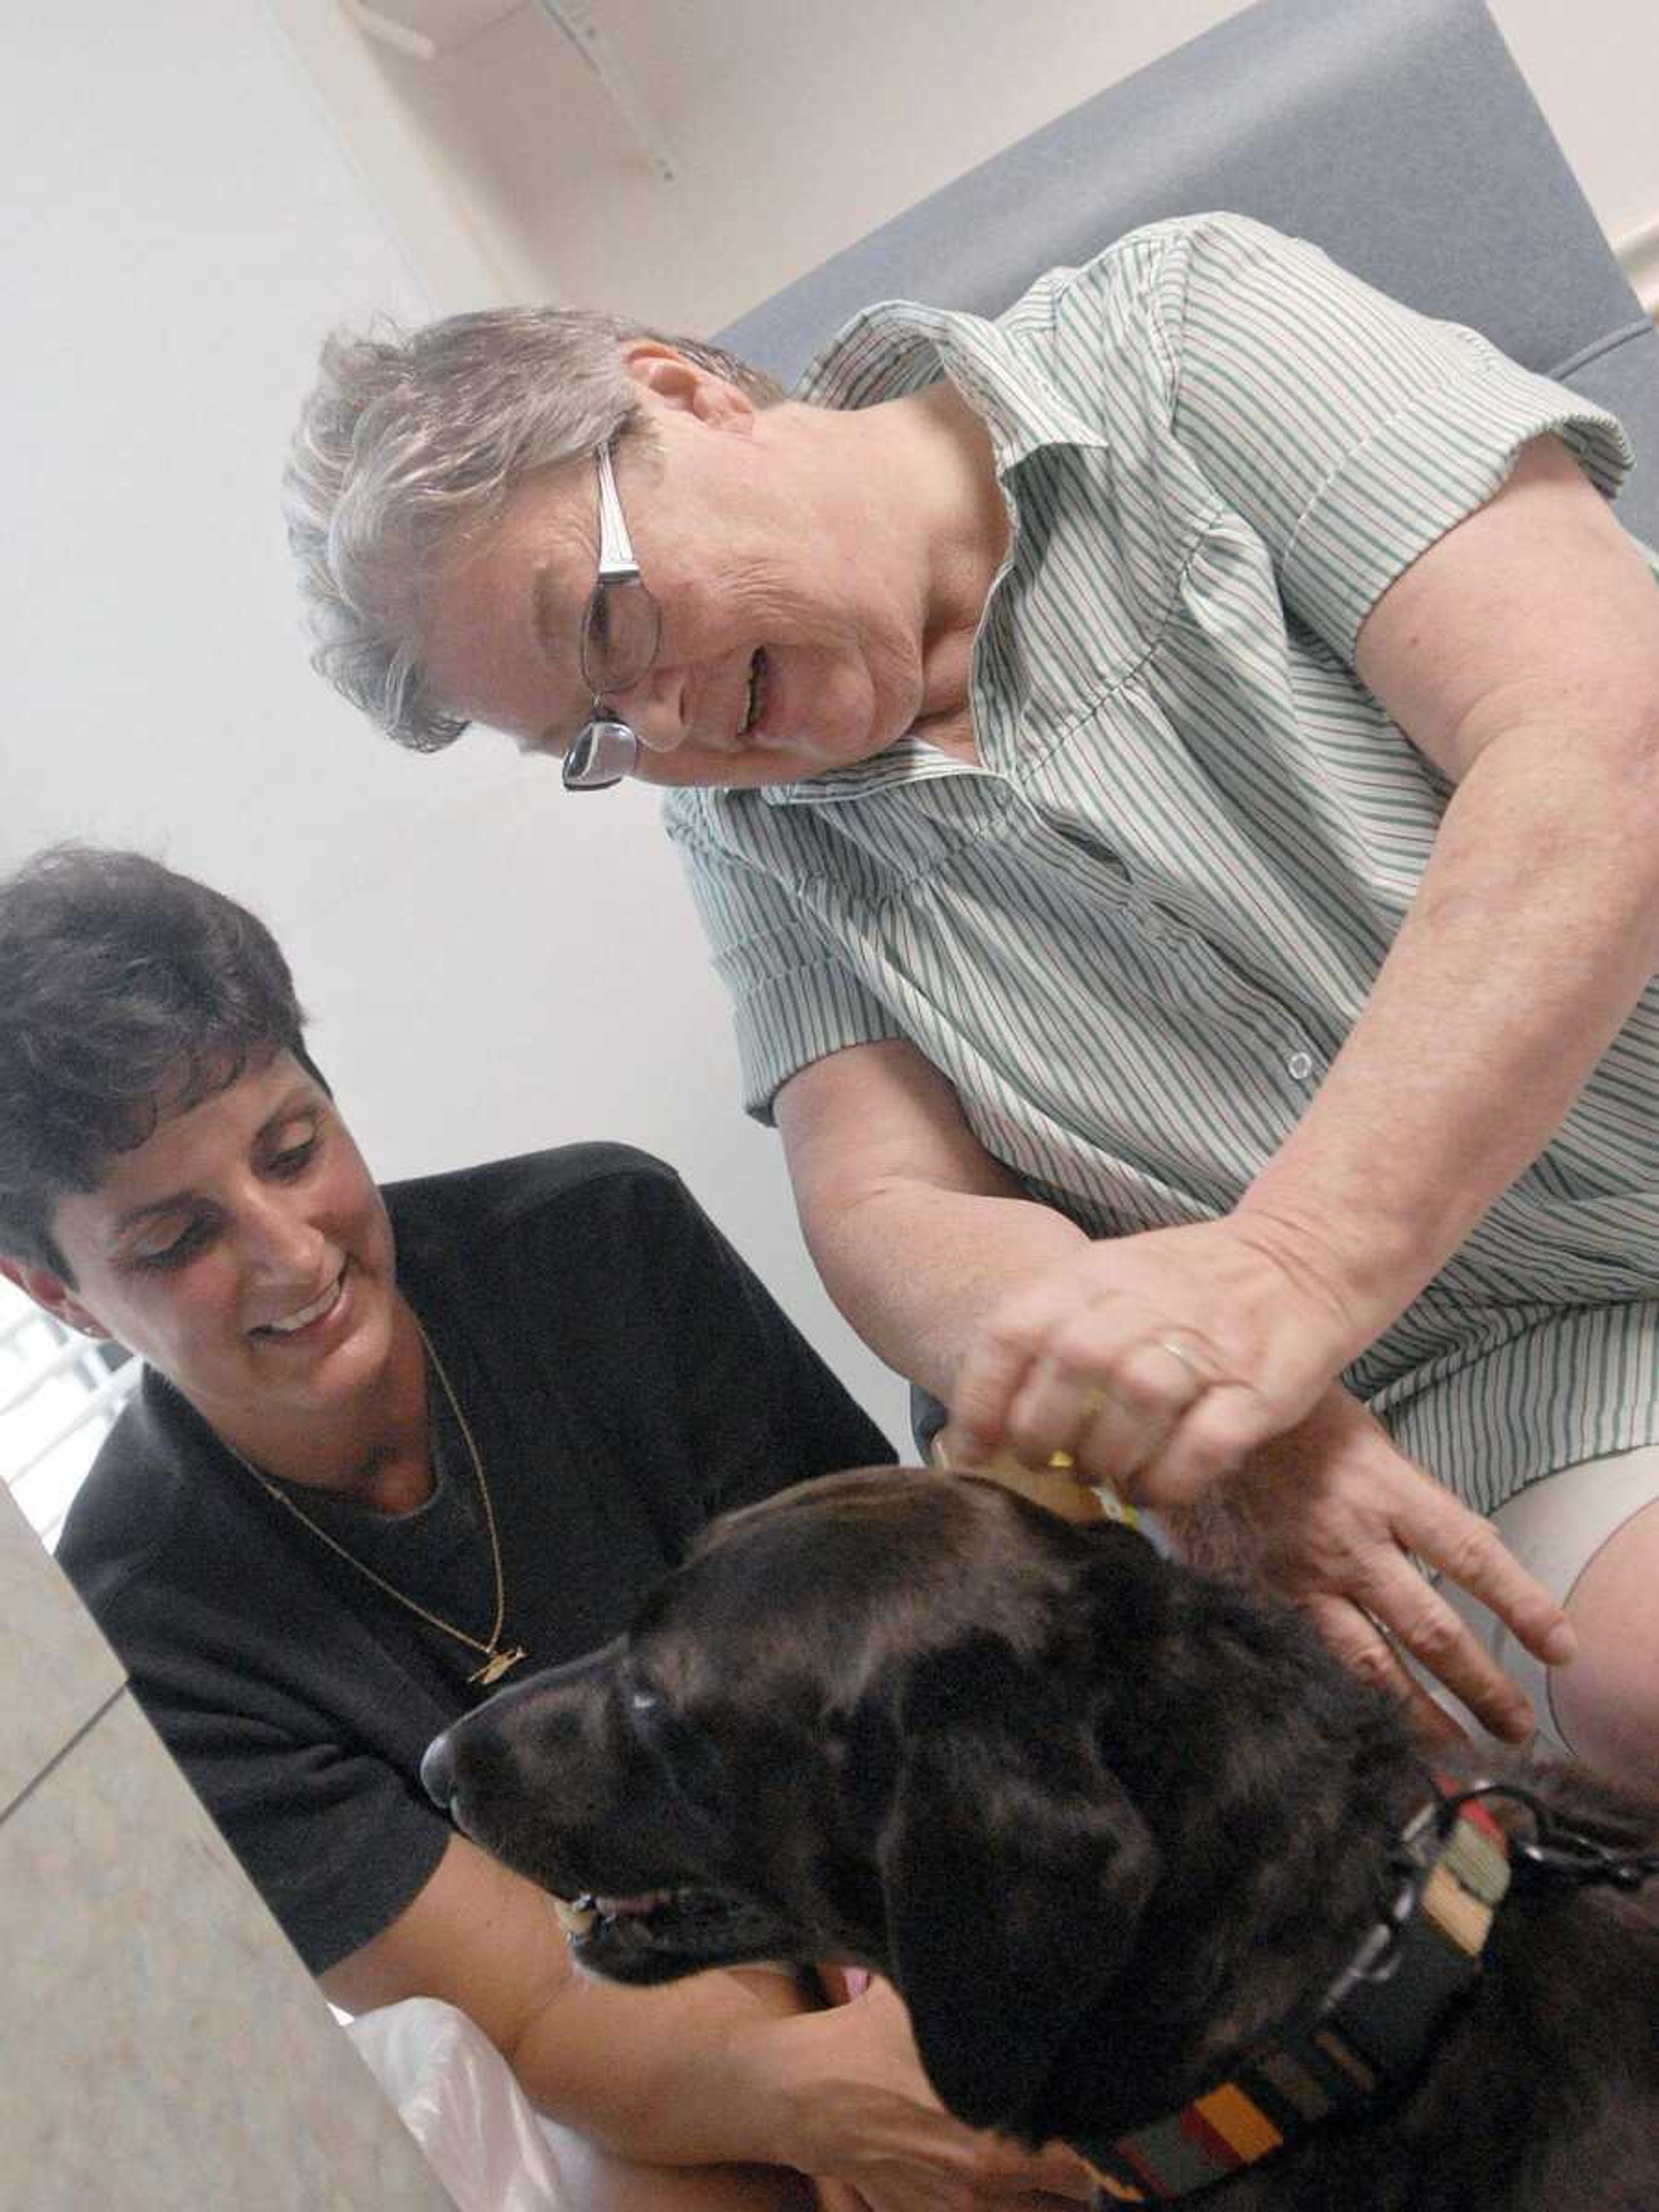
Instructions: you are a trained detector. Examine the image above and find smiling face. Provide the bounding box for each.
[7,1051,400,1474]
[417,348,937,789]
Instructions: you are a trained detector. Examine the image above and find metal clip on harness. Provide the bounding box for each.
[1440,1783,1659,1894]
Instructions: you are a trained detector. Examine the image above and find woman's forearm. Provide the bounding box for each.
[807,1178,1090,1410]
[777,1040,1092,1410]
[512,1964,816,2166]
[1238,712,1659,1341]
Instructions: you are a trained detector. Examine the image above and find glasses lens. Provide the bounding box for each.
[580,579,661,698]
[563,715,638,792]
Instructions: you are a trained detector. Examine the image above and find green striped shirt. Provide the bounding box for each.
[666,213,1659,1511]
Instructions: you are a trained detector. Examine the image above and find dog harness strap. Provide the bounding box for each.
[1071,1800,1511,2204]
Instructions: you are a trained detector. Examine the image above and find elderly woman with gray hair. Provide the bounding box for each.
[288,203,1659,2144]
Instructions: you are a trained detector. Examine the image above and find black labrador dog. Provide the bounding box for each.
[424,1468,1659,2210]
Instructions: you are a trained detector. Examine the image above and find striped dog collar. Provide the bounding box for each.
[1072,1789,1511,2204]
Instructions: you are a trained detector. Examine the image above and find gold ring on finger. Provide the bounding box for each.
[1157,1340,1205,1388]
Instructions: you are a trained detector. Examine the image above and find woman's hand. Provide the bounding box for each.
[938,1219,1576,1739]
[777,1976,1096,2211]
[944,1215,1365,1505]
[1157,1383,1573,1742]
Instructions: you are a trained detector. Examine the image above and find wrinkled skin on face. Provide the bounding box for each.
[424,1470,1659,2202]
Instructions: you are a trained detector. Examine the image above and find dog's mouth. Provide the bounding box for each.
[552,1882,795,1982]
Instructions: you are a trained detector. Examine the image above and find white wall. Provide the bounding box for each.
[3,1,918,1447]
[1493,0,1659,256]
[6,1,1659,1467]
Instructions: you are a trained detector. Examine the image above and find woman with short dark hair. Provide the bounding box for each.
[1,848,1086,2211]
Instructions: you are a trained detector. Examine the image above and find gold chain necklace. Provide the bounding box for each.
[228,1313,528,1688]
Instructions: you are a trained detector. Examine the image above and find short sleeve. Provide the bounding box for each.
[667,798,906,1120]
[1150,215,1635,661]
[173,1703,451,1974]
[118,1618,452,1975]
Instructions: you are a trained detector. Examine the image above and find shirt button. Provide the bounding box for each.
[1286,1050,1315,1080]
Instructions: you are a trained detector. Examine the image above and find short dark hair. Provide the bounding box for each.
[0,847,311,1280]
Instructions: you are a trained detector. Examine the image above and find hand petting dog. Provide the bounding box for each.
[1138,1382,1573,1745]
[940,1220,1578,1750]
[786,1974,1096,2210]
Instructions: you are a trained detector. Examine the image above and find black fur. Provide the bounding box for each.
[426,1468,1659,2210]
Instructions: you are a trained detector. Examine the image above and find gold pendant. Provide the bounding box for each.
[470,1644,528,1688]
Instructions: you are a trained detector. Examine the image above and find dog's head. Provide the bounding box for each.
[424,1468,1188,2134]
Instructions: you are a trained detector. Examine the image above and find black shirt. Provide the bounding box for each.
[59,1146,893,1971]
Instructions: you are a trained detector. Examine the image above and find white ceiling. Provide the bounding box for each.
[269,0,1659,328]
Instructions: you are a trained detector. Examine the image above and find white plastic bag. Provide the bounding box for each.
[348,1996,576,2212]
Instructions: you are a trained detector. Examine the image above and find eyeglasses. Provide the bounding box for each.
[562,441,662,791]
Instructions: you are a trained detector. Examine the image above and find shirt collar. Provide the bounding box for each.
[795,292,1107,474]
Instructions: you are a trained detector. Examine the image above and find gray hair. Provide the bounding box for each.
[284,307,786,753]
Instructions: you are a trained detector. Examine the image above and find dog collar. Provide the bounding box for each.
[1070,1789,1511,2204]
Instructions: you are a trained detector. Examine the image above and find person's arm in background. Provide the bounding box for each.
[775,1040,1090,1408]
[774,1037,1565,1741]
[323,1831,1093,2210]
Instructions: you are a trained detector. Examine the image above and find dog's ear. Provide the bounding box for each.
[876,1636,1158,2137]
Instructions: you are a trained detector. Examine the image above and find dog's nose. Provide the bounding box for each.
[420,1730,455,1810]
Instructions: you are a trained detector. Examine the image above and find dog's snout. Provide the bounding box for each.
[420,1729,456,1811]
[416,1645,632,1891]
[420,1674,583,1840]
[422,1712,522,1844]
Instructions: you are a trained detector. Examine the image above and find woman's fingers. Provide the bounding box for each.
[1162,1384,1570,1742]
[1015,1332,1214,1471]
[945,1222,1360,1500]
[1296,1591,1470,1747]
[945,1292,1059,1464]
[1331,1549,1536,1742]
[1411,1505,1577,1669]
[1273,1412,1570,1738]
[1120,1379,1290,1503]
[951,1288,1228,1474]
[1348,1511,1572,1742]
